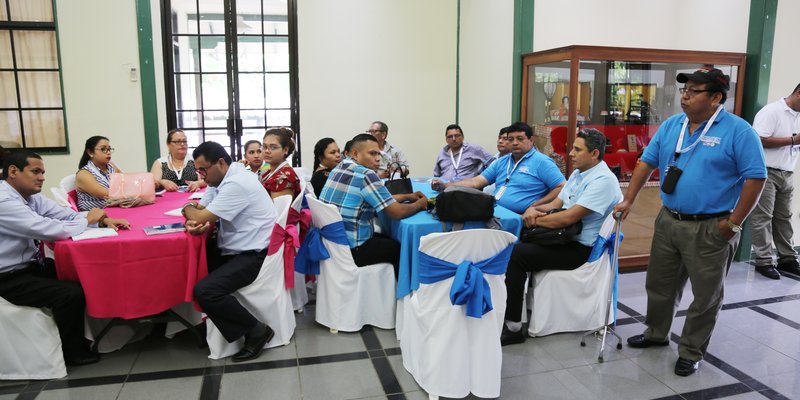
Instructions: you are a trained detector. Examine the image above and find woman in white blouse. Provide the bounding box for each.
[150,129,206,192]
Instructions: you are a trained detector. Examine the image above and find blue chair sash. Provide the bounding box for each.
[587,232,623,263]
[418,246,513,318]
[294,221,350,275]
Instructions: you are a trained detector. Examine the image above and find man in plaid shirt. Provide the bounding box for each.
[320,134,427,274]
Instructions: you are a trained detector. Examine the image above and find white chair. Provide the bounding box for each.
[59,174,78,211]
[306,196,396,332]
[527,213,618,337]
[293,167,312,183]
[401,229,517,399]
[0,296,67,379]
[50,186,70,207]
[205,196,296,359]
[288,181,311,312]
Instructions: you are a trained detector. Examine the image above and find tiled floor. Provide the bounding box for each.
[2,261,800,400]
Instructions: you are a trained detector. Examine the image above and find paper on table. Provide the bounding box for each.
[72,228,119,241]
[164,208,183,217]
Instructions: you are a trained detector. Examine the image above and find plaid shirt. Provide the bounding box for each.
[319,162,396,248]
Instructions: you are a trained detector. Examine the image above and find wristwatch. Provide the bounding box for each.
[726,219,742,233]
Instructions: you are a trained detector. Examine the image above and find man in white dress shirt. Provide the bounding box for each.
[182,141,278,362]
[0,149,128,366]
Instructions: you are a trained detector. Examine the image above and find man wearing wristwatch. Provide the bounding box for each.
[614,68,766,377]
[182,141,278,362]
[0,149,130,367]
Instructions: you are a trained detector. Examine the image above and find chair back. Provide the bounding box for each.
[272,195,292,228]
[306,196,342,228]
[59,174,76,193]
[50,187,70,207]
[293,167,312,182]
[419,229,517,264]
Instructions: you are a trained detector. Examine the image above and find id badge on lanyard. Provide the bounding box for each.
[495,156,524,200]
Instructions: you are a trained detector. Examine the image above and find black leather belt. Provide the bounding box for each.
[664,207,730,222]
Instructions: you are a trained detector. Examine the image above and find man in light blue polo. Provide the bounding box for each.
[615,68,766,377]
[182,141,278,362]
[431,121,565,214]
[501,128,622,346]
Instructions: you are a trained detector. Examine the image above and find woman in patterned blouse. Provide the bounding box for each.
[150,129,205,192]
[260,127,300,200]
[75,136,122,211]
[242,139,270,178]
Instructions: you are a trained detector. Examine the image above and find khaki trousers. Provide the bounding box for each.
[643,208,738,361]
[750,168,796,266]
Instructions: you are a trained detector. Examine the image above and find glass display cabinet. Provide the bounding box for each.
[520,46,746,269]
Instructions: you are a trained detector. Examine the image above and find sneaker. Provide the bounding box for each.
[674,357,700,376]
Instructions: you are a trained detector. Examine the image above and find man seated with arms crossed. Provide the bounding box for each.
[0,149,129,366]
[432,121,565,215]
[320,133,428,275]
[433,124,493,181]
[181,141,278,362]
[500,129,622,345]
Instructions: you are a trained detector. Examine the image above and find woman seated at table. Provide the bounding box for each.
[260,127,300,199]
[150,129,205,192]
[76,136,122,211]
[242,139,270,178]
[310,138,342,198]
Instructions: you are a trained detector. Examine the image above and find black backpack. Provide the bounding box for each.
[431,186,499,230]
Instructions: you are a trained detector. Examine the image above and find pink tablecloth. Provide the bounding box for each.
[54,192,207,319]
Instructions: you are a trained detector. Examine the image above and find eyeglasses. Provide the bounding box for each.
[506,136,528,143]
[263,144,282,152]
[95,147,114,154]
[446,134,463,140]
[368,129,386,135]
[170,140,188,145]
[679,87,711,97]
[195,161,218,175]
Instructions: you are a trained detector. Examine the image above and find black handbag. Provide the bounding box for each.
[433,186,495,222]
[384,162,413,195]
[520,208,582,245]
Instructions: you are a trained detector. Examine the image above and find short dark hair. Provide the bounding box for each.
[498,126,508,137]
[166,129,184,144]
[506,121,533,139]
[793,83,800,94]
[243,140,261,152]
[192,141,232,166]
[263,127,296,157]
[445,124,463,136]
[1,148,42,180]
[577,128,606,161]
[343,140,354,155]
[350,133,377,151]
[313,137,336,171]
[371,121,388,133]
[78,135,110,169]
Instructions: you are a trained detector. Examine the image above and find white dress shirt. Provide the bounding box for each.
[753,98,800,171]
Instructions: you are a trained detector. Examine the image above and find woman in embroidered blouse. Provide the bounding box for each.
[150,129,205,192]
[242,139,270,178]
[260,127,300,199]
[75,136,122,211]
[310,138,341,198]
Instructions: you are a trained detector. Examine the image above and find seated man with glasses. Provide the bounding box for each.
[1,149,129,367]
[368,121,410,179]
[432,121,566,215]
[150,129,206,192]
[433,124,493,182]
[320,134,428,275]
[181,141,278,362]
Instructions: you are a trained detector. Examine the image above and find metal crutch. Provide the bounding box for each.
[580,211,624,362]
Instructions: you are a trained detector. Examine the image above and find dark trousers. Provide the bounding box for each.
[194,240,266,343]
[351,233,400,277]
[504,241,592,322]
[0,260,88,357]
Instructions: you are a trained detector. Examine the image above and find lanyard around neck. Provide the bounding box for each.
[167,154,185,181]
[265,160,289,181]
[675,105,723,158]
[449,147,463,170]
[504,153,526,184]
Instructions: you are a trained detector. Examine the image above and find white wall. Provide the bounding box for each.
[458,0,515,156]
[42,0,147,195]
[533,0,750,53]
[296,0,457,176]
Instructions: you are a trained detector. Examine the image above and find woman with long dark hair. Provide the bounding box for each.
[75,136,122,211]
[310,138,341,197]
[242,139,269,178]
[260,128,300,199]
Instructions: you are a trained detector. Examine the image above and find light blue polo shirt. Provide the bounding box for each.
[559,161,622,246]
[480,147,565,214]
[201,163,277,255]
[641,109,766,214]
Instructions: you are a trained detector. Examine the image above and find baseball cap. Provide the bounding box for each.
[676,67,730,91]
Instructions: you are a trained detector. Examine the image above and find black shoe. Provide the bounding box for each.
[65,352,100,366]
[626,334,669,349]
[231,322,274,363]
[674,357,700,376]
[500,326,526,346]
[777,259,800,276]
[755,265,781,280]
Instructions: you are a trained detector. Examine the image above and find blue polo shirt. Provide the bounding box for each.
[559,161,622,246]
[480,148,565,214]
[641,109,766,214]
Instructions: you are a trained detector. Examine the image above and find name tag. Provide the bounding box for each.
[700,136,721,147]
[495,185,507,200]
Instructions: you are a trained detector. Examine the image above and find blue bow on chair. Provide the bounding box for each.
[587,232,623,263]
[294,222,350,275]
[418,246,513,318]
